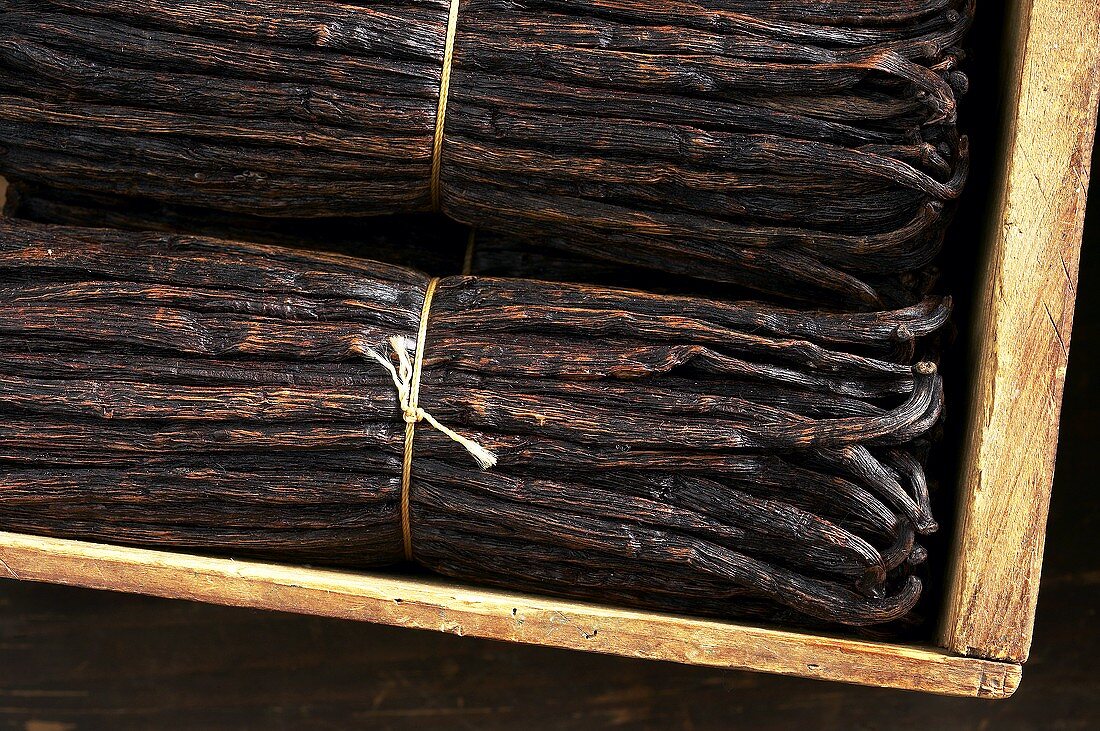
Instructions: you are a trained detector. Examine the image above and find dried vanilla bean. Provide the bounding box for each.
[0,0,971,307]
[0,219,946,628]
[4,183,943,309]
[3,183,470,275]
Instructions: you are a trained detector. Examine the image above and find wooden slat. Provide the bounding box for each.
[941,0,1100,662]
[0,531,1019,698]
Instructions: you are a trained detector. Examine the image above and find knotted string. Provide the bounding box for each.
[368,335,497,471]
[365,278,496,560]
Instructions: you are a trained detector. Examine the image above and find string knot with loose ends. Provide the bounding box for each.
[367,336,497,470]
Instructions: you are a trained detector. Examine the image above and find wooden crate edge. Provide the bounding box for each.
[941,0,1100,662]
[0,531,1020,699]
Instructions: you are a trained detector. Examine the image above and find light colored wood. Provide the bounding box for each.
[0,531,1020,698]
[941,0,1100,662]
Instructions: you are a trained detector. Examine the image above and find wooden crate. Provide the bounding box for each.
[1,0,1098,698]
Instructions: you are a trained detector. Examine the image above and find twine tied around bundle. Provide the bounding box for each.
[365,277,496,560]
[367,335,497,471]
[429,0,462,211]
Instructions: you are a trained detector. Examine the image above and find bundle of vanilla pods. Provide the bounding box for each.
[0,218,947,628]
[0,0,970,307]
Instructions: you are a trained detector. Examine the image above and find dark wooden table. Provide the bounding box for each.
[2,171,1098,731]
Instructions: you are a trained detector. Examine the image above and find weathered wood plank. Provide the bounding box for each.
[0,531,1020,698]
[940,0,1100,662]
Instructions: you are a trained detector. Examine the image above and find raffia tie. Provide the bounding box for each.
[365,278,496,560]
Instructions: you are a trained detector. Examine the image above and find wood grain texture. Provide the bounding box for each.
[0,531,1020,699]
[940,0,1100,662]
